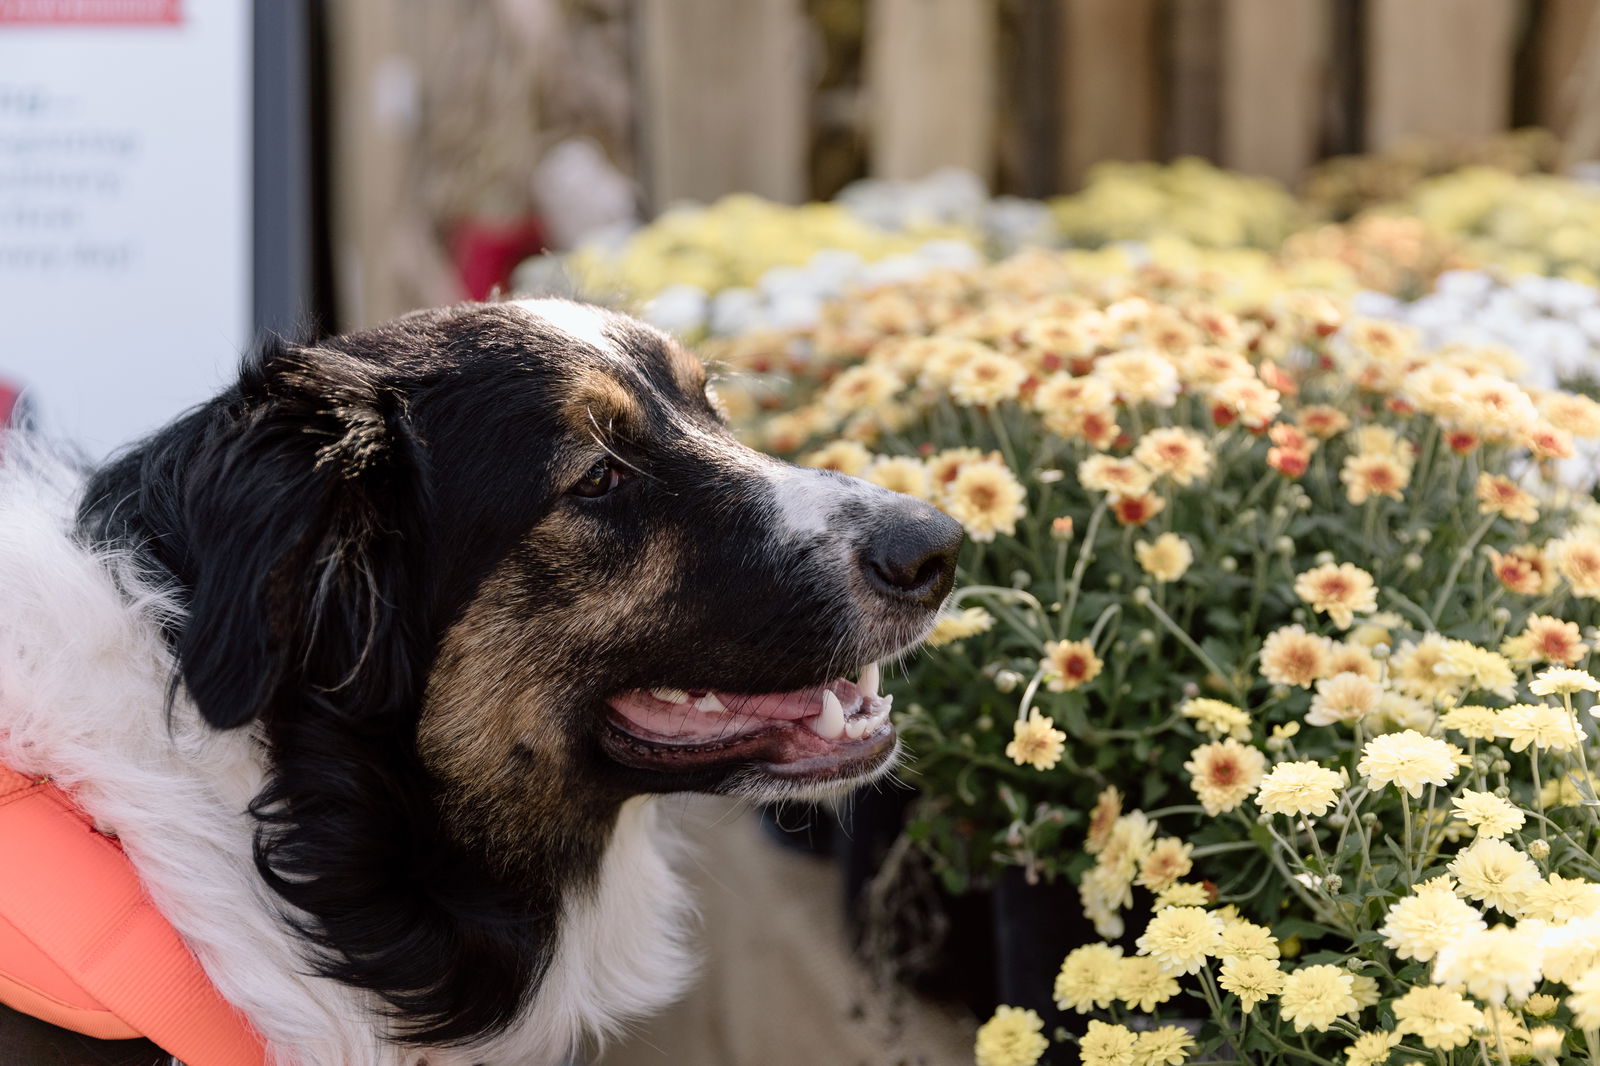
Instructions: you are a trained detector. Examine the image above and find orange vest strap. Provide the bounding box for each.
[0,764,271,1065]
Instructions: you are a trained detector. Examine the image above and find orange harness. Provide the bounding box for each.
[0,763,269,1064]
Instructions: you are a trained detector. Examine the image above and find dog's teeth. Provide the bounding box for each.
[844,717,867,740]
[858,662,880,699]
[815,690,846,739]
[651,687,690,705]
[693,692,727,713]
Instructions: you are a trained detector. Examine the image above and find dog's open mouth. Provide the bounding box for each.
[600,662,895,781]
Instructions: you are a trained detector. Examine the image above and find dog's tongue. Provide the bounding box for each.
[608,664,889,745]
[609,682,846,741]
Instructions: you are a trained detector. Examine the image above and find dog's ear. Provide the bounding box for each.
[177,342,423,730]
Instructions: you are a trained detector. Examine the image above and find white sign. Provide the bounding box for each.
[0,0,250,457]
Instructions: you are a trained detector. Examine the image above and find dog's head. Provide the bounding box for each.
[81,299,960,1045]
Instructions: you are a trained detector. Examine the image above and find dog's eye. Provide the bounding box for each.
[569,459,628,499]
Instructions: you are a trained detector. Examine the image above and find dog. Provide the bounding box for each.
[0,299,962,1065]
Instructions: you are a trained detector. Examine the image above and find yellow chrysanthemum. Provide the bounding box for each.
[1440,705,1502,740]
[1078,454,1156,496]
[1132,426,1213,487]
[1217,916,1279,962]
[1529,666,1600,696]
[1306,673,1382,727]
[1496,702,1580,753]
[1077,1019,1137,1066]
[943,459,1027,543]
[1344,1031,1400,1066]
[1053,943,1124,1013]
[1432,924,1543,1004]
[1380,878,1486,963]
[1555,535,1600,598]
[1255,761,1344,817]
[1184,738,1267,816]
[1278,965,1357,1032]
[1006,710,1066,771]
[974,1005,1049,1066]
[1524,992,1560,1019]
[1154,882,1213,909]
[1356,730,1460,797]
[949,349,1028,407]
[1475,472,1539,523]
[925,606,994,648]
[1294,562,1378,629]
[823,364,902,415]
[863,455,932,500]
[1450,790,1526,839]
[1136,906,1223,975]
[1137,837,1194,892]
[1259,625,1333,688]
[1341,452,1411,504]
[1522,873,1600,923]
[1392,985,1481,1050]
[1132,1026,1195,1066]
[799,439,872,476]
[1569,967,1600,1029]
[1113,955,1180,1012]
[1388,635,1465,704]
[1451,838,1542,914]
[1134,532,1193,583]
[1042,639,1104,692]
[1501,614,1589,666]
[1435,641,1517,700]
[1217,955,1283,1013]
[1179,697,1252,741]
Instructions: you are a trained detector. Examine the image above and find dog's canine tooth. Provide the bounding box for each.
[858,661,880,699]
[693,692,726,713]
[814,690,846,739]
[651,687,691,705]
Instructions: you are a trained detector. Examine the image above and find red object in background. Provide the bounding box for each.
[0,383,20,429]
[0,0,181,23]
[449,217,548,301]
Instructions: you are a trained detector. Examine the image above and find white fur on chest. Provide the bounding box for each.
[0,447,696,1066]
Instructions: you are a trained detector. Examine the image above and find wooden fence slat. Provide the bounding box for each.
[1531,0,1600,137]
[863,0,999,182]
[1221,0,1325,186]
[1365,0,1519,151]
[1165,0,1223,162]
[636,0,809,210]
[1059,0,1159,189]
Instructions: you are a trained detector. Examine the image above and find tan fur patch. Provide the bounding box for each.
[663,338,707,397]
[560,367,643,437]
[418,521,685,853]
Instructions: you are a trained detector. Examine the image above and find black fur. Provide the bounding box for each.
[70,302,960,1053]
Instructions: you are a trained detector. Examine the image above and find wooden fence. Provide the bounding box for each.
[638,0,1600,209]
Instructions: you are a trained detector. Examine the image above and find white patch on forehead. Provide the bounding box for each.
[766,463,878,536]
[512,298,618,359]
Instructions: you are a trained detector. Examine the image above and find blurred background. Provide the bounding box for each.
[7,0,1600,452]
[7,3,1600,1063]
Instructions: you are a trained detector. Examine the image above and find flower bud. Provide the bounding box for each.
[1492,759,1512,775]
[1037,468,1065,484]
[994,670,1023,693]
[1239,509,1258,524]
[1403,553,1423,571]
[1136,629,1156,646]
[976,715,994,731]
[1182,682,1200,699]
[1132,586,1153,606]
[1314,550,1335,566]
[1413,528,1432,545]
[1051,515,1074,540]
[1529,839,1551,860]
[1372,643,1391,659]
[1491,606,1511,624]
[1107,573,1124,589]
[1220,557,1238,572]
[1275,536,1294,554]
[1010,569,1030,589]
[1295,494,1312,511]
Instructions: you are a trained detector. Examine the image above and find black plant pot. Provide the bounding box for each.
[992,867,1098,1062]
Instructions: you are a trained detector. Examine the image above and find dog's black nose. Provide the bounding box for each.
[862,500,964,609]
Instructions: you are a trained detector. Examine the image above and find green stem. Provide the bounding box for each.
[1430,512,1497,621]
